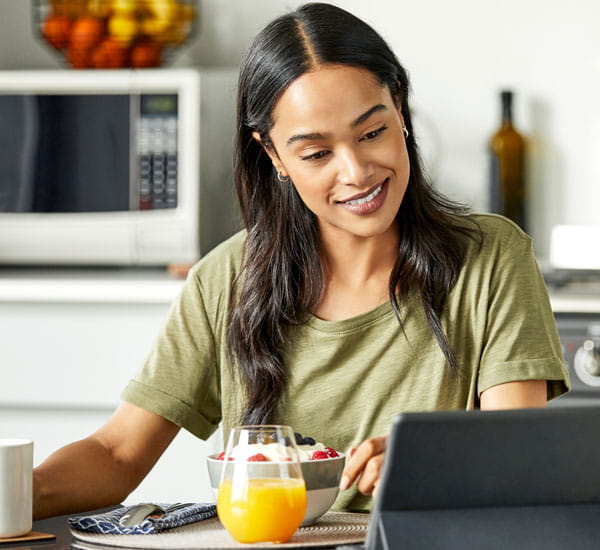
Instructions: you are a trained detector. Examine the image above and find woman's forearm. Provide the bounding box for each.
[33,402,181,520]
[33,435,140,520]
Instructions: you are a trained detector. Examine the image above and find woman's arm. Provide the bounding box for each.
[480,379,547,409]
[33,401,180,520]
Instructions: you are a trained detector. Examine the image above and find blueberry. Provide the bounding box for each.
[294,432,304,445]
[303,437,316,446]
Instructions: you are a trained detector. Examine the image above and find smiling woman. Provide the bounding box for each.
[229,2,489,421]
[256,65,409,242]
[32,2,569,523]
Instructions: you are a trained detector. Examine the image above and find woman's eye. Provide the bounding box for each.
[300,150,329,161]
[361,125,388,141]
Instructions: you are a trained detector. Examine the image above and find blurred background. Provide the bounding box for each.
[2,0,599,258]
[2,0,600,505]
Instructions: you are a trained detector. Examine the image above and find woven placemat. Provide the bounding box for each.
[71,512,368,549]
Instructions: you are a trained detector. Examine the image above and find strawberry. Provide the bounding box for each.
[247,453,269,462]
[311,450,329,460]
[217,451,226,460]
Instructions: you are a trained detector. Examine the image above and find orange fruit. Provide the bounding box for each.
[69,16,105,51]
[42,14,72,49]
[130,39,162,68]
[91,37,129,68]
[66,45,93,69]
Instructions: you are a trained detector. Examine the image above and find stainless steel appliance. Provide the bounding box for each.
[544,224,600,406]
[552,311,600,406]
[0,68,237,266]
[545,284,600,408]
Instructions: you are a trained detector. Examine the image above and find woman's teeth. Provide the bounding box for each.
[343,182,384,205]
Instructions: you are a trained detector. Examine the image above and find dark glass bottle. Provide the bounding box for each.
[489,90,526,231]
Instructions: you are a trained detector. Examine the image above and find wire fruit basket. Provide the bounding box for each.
[33,0,199,69]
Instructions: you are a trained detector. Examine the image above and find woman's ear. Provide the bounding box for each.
[252,131,289,178]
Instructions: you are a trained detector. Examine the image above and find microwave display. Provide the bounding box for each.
[0,93,178,213]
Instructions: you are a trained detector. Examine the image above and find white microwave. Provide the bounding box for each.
[0,68,238,266]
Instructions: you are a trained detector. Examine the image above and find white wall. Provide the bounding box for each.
[327,0,600,257]
[1,0,598,250]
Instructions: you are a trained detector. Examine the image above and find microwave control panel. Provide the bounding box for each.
[137,94,178,210]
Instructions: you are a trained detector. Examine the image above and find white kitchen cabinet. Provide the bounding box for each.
[0,269,221,505]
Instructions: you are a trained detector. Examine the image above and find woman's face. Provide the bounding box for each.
[258,64,410,243]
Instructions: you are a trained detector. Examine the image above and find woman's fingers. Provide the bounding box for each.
[355,452,385,495]
[340,436,387,494]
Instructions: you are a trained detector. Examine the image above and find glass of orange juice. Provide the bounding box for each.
[217,425,307,544]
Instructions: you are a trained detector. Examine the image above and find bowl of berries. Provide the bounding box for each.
[206,431,345,526]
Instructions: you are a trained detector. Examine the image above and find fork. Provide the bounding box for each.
[119,502,194,527]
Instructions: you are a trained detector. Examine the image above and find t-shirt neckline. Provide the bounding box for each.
[304,297,405,334]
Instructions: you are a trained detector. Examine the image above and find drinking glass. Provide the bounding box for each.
[217,425,306,544]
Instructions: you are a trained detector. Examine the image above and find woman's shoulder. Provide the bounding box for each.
[468,212,527,236]
[462,213,531,255]
[188,229,247,284]
[452,213,539,284]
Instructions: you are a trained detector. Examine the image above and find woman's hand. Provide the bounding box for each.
[339,435,387,497]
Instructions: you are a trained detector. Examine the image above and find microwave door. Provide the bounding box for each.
[0,95,38,212]
[0,94,131,214]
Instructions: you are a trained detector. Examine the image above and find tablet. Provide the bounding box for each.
[366,406,600,550]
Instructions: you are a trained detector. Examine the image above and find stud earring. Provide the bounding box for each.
[402,126,409,138]
[276,171,290,183]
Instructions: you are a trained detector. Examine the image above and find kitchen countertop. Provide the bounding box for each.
[0,268,185,304]
[0,268,599,312]
[547,281,600,313]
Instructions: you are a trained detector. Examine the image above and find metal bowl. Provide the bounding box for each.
[33,0,199,69]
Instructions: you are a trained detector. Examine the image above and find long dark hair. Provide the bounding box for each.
[228,2,480,425]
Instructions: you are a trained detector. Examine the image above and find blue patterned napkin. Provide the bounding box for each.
[68,503,217,535]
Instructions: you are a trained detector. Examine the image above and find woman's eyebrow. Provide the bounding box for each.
[286,131,325,147]
[351,104,387,127]
[285,104,388,147]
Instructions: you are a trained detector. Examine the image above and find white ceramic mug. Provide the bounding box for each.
[0,439,33,538]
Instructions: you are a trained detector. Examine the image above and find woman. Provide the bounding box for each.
[33,2,568,519]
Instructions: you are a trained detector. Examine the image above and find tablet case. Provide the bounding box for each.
[366,406,600,550]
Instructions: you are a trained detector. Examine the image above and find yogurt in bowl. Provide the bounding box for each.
[207,433,345,525]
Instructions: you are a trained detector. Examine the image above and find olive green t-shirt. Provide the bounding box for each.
[121,213,569,512]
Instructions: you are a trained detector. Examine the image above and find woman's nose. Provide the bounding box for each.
[336,147,373,186]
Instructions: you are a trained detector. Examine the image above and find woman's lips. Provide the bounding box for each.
[336,178,389,216]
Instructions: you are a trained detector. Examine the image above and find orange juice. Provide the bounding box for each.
[217,477,306,543]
